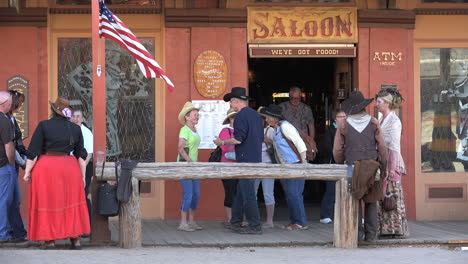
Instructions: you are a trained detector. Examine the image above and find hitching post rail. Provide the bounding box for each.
[97,162,358,249]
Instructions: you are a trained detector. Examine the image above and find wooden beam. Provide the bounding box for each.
[165,8,246,28]
[358,9,415,29]
[97,162,348,181]
[0,7,47,27]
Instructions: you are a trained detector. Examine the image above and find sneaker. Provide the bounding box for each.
[232,226,262,235]
[177,224,196,232]
[188,222,203,230]
[262,222,274,229]
[224,222,242,230]
[320,218,333,224]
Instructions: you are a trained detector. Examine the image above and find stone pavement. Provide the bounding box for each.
[1,245,467,264]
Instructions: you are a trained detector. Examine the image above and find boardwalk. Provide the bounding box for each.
[109,219,468,247]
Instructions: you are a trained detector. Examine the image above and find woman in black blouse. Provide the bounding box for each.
[23,97,90,249]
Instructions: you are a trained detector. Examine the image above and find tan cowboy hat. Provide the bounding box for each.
[178,101,200,125]
[222,108,237,125]
[49,97,73,118]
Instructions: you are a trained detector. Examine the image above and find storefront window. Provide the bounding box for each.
[422,0,468,3]
[252,0,351,2]
[420,48,468,173]
[58,38,155,162]
[55,0,158,4]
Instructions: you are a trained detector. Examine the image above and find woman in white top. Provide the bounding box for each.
[375,89,409,238]
[255,107,276,228]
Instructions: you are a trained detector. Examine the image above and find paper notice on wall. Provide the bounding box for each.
[192,100,231,149]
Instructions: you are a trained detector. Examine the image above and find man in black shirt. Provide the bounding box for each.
[0,91,27,243]
[214,87,264,234]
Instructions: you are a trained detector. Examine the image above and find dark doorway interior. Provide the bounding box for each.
[247,57,353,216]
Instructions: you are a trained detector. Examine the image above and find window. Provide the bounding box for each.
[58,38,155,162]
[252,0,351,2]
[55,0,158,4]
[422,0,468,3]
[420,48,468,172]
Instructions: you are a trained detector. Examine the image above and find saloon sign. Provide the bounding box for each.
[248,7,358,43]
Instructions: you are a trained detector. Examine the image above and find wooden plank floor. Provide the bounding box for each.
[109,220,468,247]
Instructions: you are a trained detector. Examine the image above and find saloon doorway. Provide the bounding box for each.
[247,56,354,221]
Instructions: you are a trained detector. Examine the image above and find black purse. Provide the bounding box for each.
[98,162,120,217]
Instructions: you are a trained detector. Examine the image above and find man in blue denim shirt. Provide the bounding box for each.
[214,87,263,234]
[0,91,27,243]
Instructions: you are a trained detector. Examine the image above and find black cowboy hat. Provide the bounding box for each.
[223,87,252,102]
[341,91,374,115]
[259,104,284,120]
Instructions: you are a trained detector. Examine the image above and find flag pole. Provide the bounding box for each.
[91,0,110,243]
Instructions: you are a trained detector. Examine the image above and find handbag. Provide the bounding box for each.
[116,159,138,203]
[382,187,397,212]
[98,162,120,216]
[209,128,233,162]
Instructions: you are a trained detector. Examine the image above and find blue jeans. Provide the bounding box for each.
[254,179,275,206]
[320,181,336,219]
[284,179,307,226]
[230,179,261,228]
[0,164,26,240]
[179,180,200,212]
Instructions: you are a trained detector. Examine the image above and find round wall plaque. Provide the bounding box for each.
[194,50,227,98]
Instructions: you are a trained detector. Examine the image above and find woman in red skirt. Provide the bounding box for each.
[23,97,90,249]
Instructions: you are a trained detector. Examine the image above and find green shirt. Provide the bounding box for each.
[177,125,201,162]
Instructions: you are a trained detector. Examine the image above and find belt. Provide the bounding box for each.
[44,150,69,156]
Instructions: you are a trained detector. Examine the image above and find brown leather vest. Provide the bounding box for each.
[344,121,378,165]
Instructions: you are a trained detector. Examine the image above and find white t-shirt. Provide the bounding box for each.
[80,125,93,154]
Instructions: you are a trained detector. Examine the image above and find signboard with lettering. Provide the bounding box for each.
[193,50,228,98]
[372,51,403,66]
[249,46,355,58]
[248,6,358,44]
[7,75,29,139]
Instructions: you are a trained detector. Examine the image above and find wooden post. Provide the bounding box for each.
[333,177,358,248]
[119,177,142,248]
[91,0,110,243]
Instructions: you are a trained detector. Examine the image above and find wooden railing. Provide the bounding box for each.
[97,162,358,249]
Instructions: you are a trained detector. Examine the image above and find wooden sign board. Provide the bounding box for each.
[248,6,358,44]
[249,46,356,58]
[7,75,29,139]
[194,50,228,98]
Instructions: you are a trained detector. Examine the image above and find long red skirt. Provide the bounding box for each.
[28,156,90,241]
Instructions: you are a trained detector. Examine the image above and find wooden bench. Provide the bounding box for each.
[96,162,358,249]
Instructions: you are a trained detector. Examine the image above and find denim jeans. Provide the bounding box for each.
[0,164,26,240]
[284,179,307,226]
[320,181,336,219]
[254,179,275,206]
[230,179,261,228]
[179,180,200,212]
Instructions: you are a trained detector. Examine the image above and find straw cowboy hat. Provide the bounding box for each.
[223,87,252,102]
[178,101,200,125]
[341,91,374,115]
[222,108,237,125]
[49,97,73,118]
[259,104,285,120]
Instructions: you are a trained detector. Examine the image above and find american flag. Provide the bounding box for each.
[98,0,174,92]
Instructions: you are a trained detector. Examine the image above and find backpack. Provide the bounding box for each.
[280,122,316,161]
[209,128,233,162]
